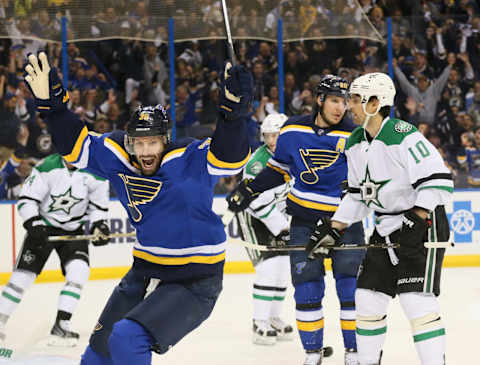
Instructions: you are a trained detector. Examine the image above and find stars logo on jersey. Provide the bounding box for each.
[48,187,83,214]
[394,121,413,133]
[359,166,390,209]
[119,174,163,222]
[299,148,339,184]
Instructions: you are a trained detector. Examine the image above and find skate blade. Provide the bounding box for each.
[276,332,294,341]
[46,336,78,348]
[252,334,276,345]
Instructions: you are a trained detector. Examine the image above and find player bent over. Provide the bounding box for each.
[24,53,252,364]
[307,73,452,365]
[228,75,365,365]
[0,154,110,346]
[236,113,294,345]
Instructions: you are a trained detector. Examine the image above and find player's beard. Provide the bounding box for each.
[139,155,160,176]
[319,107,341,126]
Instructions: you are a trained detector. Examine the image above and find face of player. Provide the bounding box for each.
[347,94,375,124]
[132,136,165,176]
[318,95,346,126]
[263,132,280,153]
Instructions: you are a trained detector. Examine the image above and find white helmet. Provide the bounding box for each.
[261,113,288,134]
[349,72,396,109]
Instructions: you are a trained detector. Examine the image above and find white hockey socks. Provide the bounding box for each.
[399,292,446,365]
[57,259,89,318]
[355,288,390,365]
[0,270,36,327]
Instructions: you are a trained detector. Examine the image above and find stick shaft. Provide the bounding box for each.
[227,237,453,252]
[221,0,237,64]
[48,232,136,242]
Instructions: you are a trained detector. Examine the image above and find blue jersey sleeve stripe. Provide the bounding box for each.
[280,125,314,135]
[266,162,291,182]
[133,249,226,265]
[287,193,338,212]
[63,126,89,163]
[207,149,251,169]
[161,147,187,166]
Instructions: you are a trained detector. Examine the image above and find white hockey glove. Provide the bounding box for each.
[24,52,69,113]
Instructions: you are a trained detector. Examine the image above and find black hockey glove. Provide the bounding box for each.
[24,52,69,115]
[90,220,110,246]
[218,61,253,121]
[226,179,259,213]
[306,217,343,259]
[398,210,429,259]
[273,230,290,247]
[23,216,50,246]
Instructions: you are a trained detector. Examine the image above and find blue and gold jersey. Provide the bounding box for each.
[46,109,250,280]
[250,114,355,222]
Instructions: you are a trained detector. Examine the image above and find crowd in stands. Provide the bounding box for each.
[0,0,479,198]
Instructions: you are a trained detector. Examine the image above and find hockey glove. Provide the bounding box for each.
[306,217,343,259]
[273,230,290,247]
[218,62,253,121]
[90,220,110,246]
[24,52,69,114]
[398,210,429,259]
[226,179,259,213]
[23,216,50,247]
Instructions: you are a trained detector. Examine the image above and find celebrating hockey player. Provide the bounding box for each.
[307,73,453,365]
[236,113,294,345]
[24,53,252,364]
[0,153,110,346]
[228,75,365,365]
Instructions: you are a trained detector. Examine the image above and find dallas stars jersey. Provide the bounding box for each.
[18,154,109,231]
[243,144,291,236]
[45,108,250,281]
[333,118,453,236]
[249,114,355,222]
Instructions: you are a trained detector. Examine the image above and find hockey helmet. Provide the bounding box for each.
[315,75,349,102]
[261,113,288,134]
[125,105,171,154]
[349,72,395,108]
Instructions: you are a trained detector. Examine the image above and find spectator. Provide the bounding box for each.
[393,57,453,125]
[466,126,480,186]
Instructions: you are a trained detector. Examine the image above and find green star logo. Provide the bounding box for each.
[359,165,391,209]
[48,187,82,214]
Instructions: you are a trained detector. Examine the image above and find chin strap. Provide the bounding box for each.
[361,102,381,130]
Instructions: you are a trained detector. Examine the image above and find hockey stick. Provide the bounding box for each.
[221,0,237,65]
[48,232,136,242]
[226,236,454,252]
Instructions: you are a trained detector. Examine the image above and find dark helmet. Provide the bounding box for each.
[315,74,349,102]
[125,105,171,154]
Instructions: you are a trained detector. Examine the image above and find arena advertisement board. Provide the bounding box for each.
[0,193,478,283]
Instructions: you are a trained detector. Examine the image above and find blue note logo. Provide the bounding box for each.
[119,174,163,222]
[450,209,474,235]
[299,148,339,184]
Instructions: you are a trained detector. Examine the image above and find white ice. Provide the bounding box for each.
[1,268,478,364]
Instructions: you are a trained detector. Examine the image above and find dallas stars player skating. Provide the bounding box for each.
[235,113,294,345]
[0,154,110,347]
[307,73,453,365]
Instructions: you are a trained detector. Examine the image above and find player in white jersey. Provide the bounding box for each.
[0,154,110,347]
[307,73,453,365]
[236,113,294,345]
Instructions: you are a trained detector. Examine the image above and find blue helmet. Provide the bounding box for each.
[315,74,349,102]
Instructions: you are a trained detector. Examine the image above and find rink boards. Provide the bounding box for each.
[0,191,479,283]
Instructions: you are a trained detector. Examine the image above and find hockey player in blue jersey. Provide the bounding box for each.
[228,75,365,365]
[24,52,253,365]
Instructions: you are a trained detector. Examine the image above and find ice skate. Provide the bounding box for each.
[252,319,277,345]
[303,349,323,365]
[269,317,294,341]
[48,319,79,347]
[344,348,359,365]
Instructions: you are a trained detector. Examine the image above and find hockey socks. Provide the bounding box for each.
[294,280,325,351]
[335,274,357,350]
[108,319,154,365]
[58,259,89,316]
